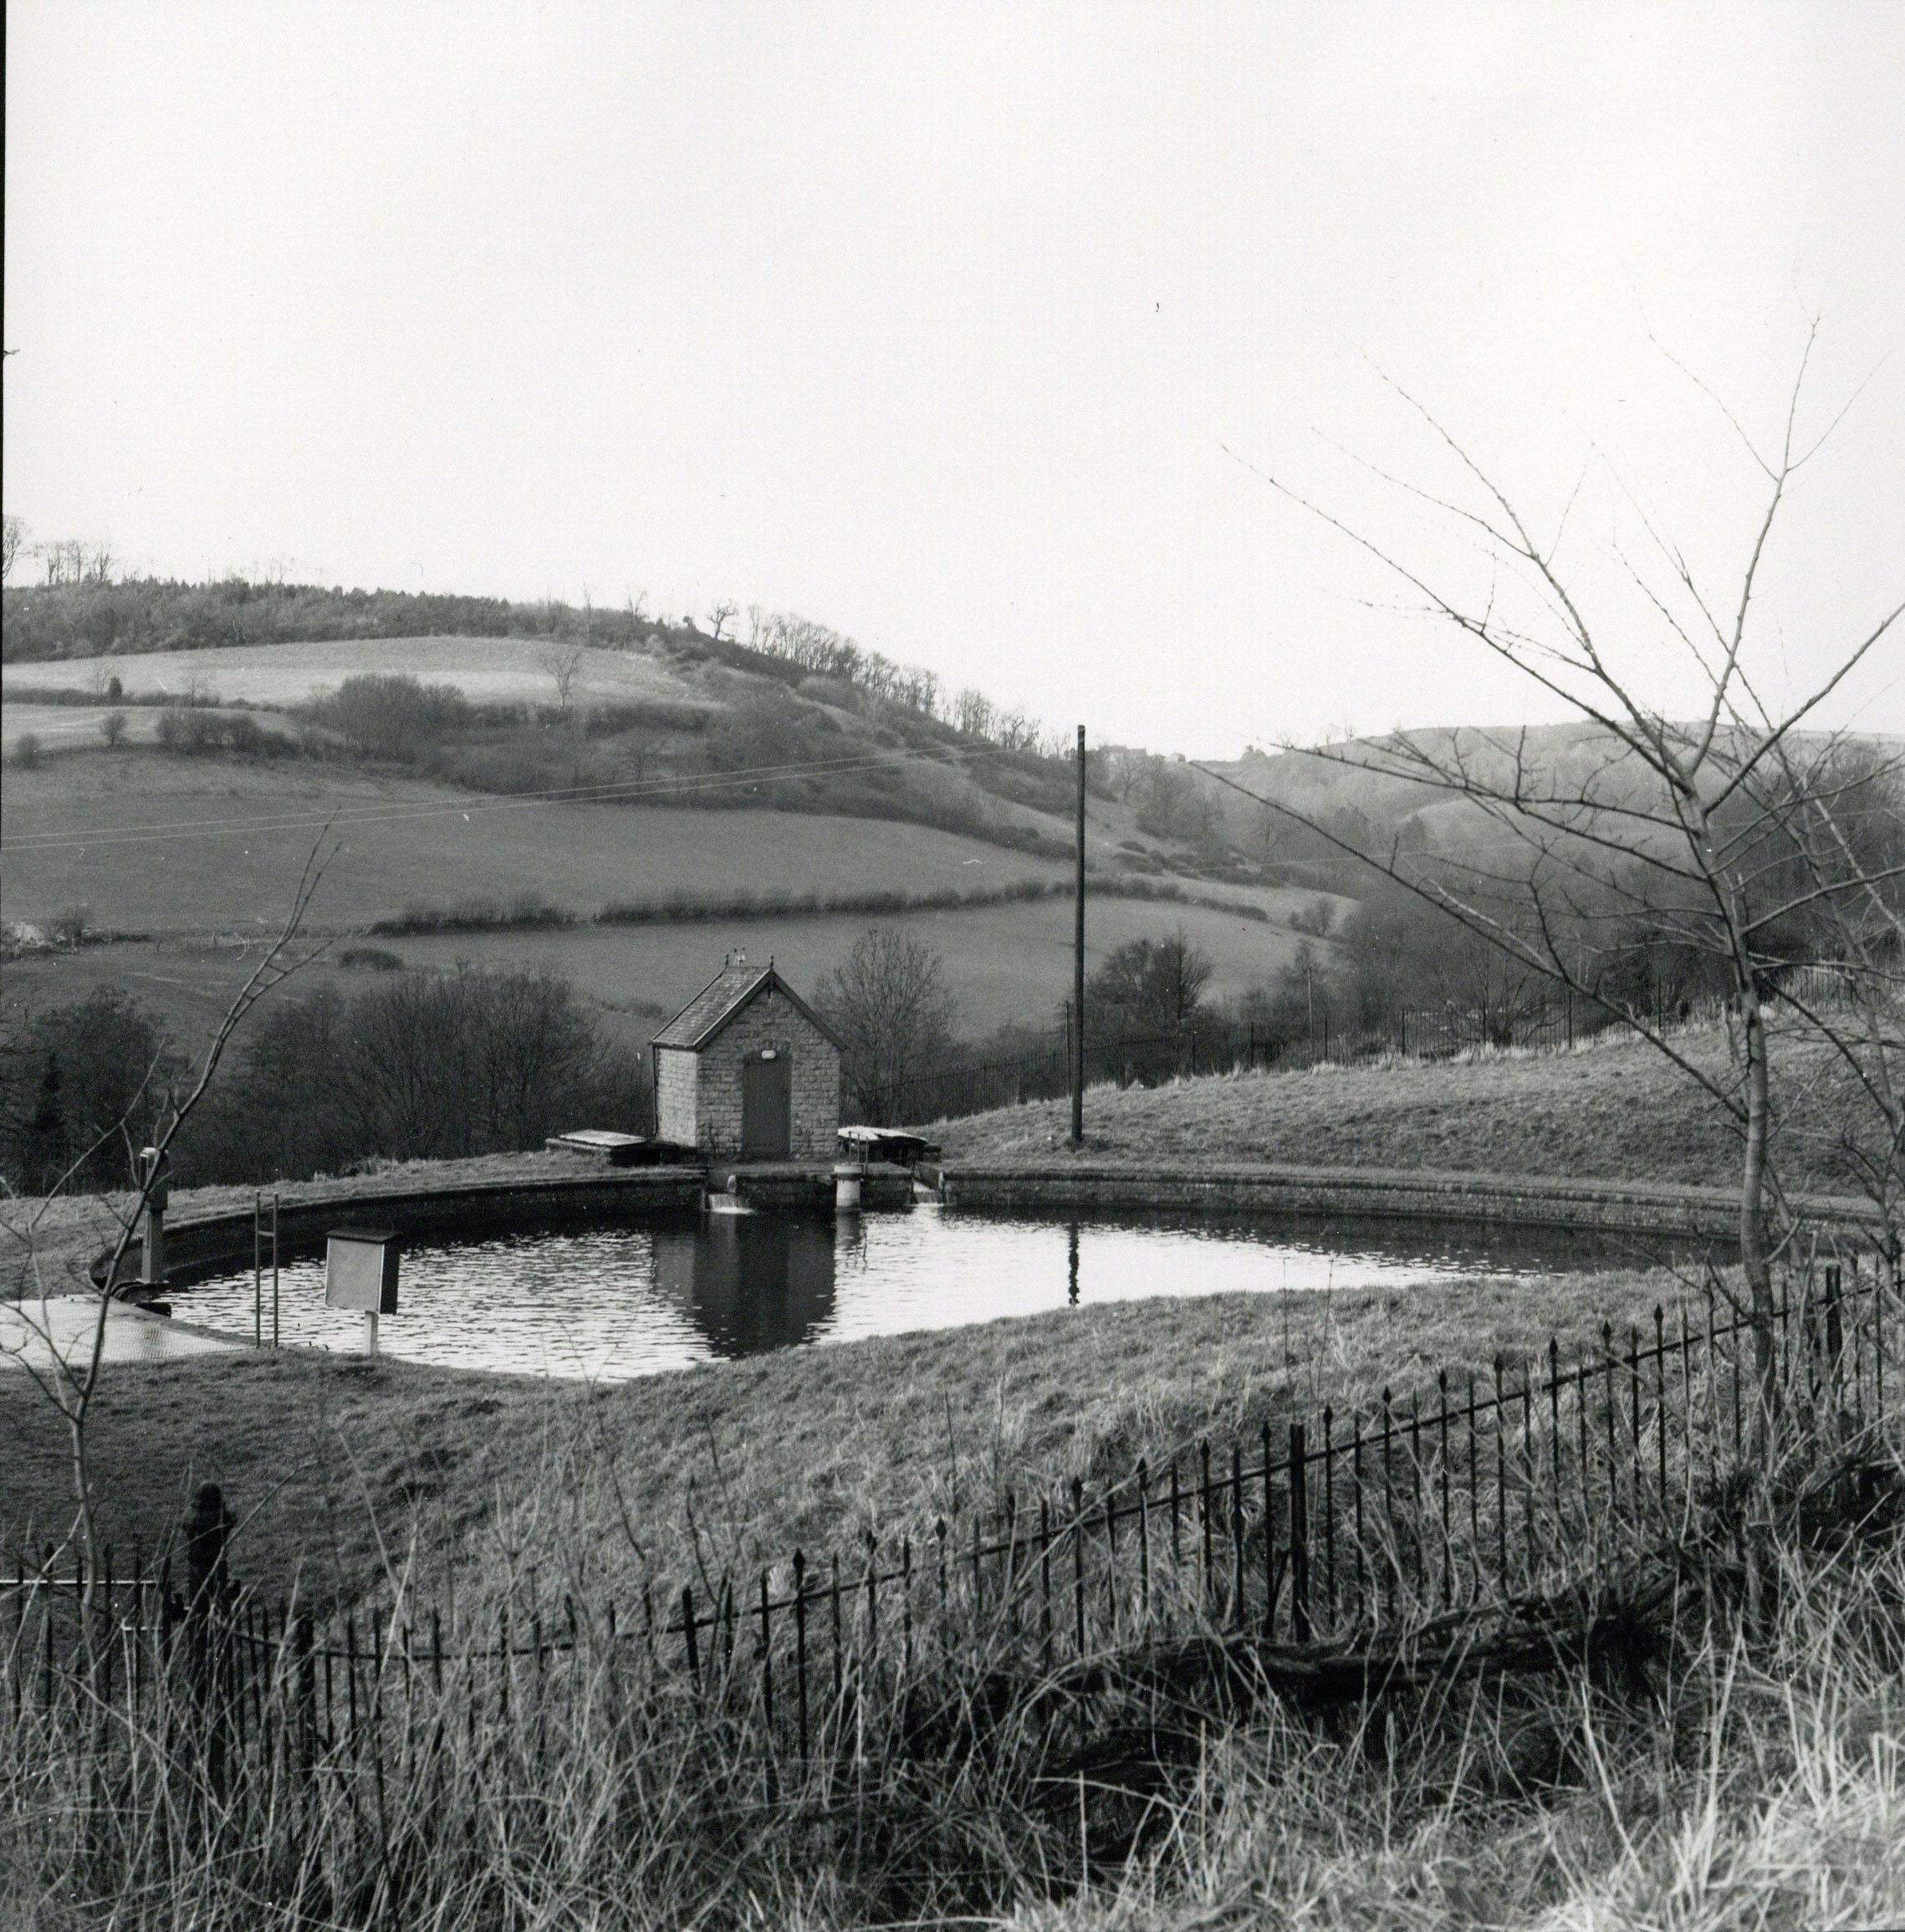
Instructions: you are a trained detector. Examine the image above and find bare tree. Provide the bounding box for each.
[819,927,958,1124]
[1213,343,1902,1411]
[1089,928,1216,1038]
[534,636,590,713]
[707,599,738,642]
[0,835,338,1613]
[953,687,997,739]
[40,537,86,585]
[1,514,28,583]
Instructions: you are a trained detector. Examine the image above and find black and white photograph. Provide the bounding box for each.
[3,4,1901,1926]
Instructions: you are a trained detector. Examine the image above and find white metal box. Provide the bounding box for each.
[324,1229,400,1314]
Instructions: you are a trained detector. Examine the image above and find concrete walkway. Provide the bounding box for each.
[0,1296,243,1374]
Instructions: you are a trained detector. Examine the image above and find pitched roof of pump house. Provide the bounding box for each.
[651,954,845,1053]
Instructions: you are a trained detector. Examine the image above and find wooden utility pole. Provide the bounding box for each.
[1070,725,1085,1148]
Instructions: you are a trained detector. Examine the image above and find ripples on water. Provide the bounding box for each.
[173,1207,1688,1383]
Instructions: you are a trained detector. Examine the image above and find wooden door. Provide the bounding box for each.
[741,1055,792,1157]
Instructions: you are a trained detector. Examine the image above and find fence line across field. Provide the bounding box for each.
[9,1243,1895,1802]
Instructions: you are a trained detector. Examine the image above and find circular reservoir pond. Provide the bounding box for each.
[175,1206,1701,1382]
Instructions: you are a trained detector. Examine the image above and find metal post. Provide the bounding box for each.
[181,1483,229,1789]
[1070,724,1085,1150]
[271,1194,280,1349]
[138,1147,170,1289]
[363,1311,379,1357]
[253,1194,263,1347]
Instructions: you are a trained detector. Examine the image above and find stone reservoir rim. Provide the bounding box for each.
[84,1158,1879,1295]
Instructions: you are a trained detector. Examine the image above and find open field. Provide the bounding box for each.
[0,702,256,756]
[1,634,710,713]
[933,1020,1870,1197]
[0,754,1072,932]
[0,748,1305,935]
[381,892,1306,1037]
[0,887,1308,1055]
[1,1257,1698,1608]
[3,749,1330,1039]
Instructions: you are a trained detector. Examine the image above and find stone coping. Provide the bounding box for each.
[81,1155,1879,1295]
[95,1162,917,1290]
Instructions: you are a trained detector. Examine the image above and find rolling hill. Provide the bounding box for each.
[1,624,1341,1051]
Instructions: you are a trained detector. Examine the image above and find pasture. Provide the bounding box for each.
[0,885,1306,1050]
[0,634,708,713]
[3,703,175,756]
[3,746,1332,1042]
[0,754,1072,933]
[381,892,1306,1037]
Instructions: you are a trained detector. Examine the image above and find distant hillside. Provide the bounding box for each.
[1195,722,1901,872]
[1203,723,1627,848]
[3,576,1223,875]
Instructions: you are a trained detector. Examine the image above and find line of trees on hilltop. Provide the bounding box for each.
[0,572,693,665]
[0,529,1067,766]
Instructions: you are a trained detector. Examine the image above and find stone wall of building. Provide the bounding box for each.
[685,986,840,1158]
[655,1046,699,1145]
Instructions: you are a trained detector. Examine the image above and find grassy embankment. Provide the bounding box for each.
[2,1018,1796,1609]
[4,1010,1896,1928]
[5,1262,1703,1610]
[936,1015,1868,1200]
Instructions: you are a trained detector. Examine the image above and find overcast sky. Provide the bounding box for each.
[5,2,1900,752]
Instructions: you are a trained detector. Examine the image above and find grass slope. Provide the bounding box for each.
[2,702,207,756]
[933,1020,1863,1198]
[376,892,1306,1040]
[1,1257,1693,1609]
[0,755,1070,933]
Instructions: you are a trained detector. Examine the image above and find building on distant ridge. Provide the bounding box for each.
[650,952,843,1158]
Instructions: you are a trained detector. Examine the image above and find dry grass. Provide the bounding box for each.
[935,1020,1869,1199]
[3,1259,1711,1611]
[5,1403,1898,1930]
[1009,1523,1905,1932]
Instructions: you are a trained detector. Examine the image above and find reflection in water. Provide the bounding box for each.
[172,1205,1698,1383]
[654,1217,837,1357]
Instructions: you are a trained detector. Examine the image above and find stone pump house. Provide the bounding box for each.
[651,953,844,1159]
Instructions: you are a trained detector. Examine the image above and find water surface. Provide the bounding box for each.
[174,1206,1693,1382]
